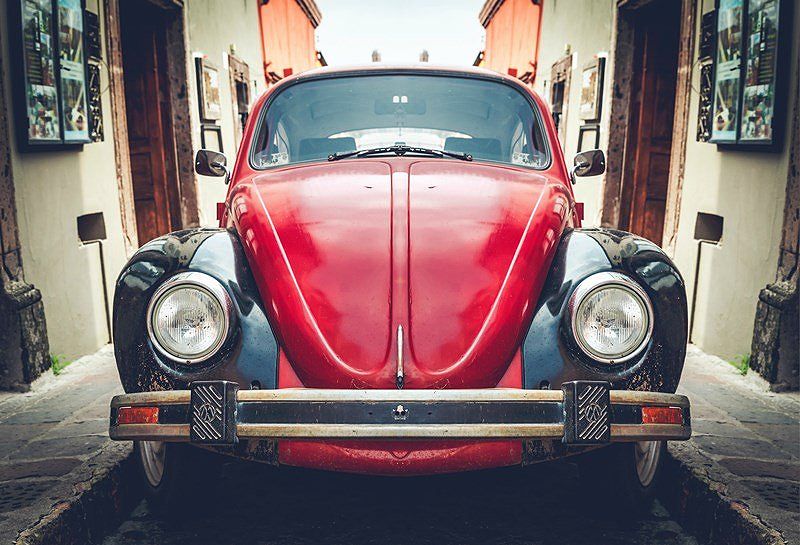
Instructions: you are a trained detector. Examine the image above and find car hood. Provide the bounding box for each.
[231,160,571,388]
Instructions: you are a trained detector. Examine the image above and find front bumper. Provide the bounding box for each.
[109,381,690,446]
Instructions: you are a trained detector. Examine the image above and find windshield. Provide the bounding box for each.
[251,74,550,169]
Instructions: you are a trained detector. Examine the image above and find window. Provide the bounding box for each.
[251,74,549,169]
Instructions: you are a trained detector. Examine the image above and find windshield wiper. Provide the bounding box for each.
[328,145,473,162]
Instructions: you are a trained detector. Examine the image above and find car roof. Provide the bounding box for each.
[297,63,509,79]
[273,64,541,99]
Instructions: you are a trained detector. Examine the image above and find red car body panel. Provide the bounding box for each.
[223,66,579,474]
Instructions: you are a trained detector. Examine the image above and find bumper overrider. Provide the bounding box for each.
[109,381,690,446]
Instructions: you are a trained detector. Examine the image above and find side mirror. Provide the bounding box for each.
[195,149,230,184]
[571,149,606,183]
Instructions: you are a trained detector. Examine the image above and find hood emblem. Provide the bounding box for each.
[396,325,404,389]
[392,404,409,420]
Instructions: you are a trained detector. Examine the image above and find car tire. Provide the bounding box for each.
[576,440,665,516]
[134,441,222,518]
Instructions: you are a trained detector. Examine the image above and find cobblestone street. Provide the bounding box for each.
[102,460,699,545]
[1,344,797,545]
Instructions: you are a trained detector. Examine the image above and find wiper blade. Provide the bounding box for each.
[328,145,473,162]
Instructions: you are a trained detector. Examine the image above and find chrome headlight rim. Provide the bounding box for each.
[568,271,654,365]
[146,271,233,365]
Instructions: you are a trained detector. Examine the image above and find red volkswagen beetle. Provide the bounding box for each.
[109,66,690,515]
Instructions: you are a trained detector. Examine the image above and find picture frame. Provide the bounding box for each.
[738,0,786,146]
[697,63,714,142]
[196,57,222,122]
[709,0,790,150]
[57,0,91,144]
[87,61,103,142]
[709,0,744,144]
[200,123,223,153]
[577,124,600,153]
[10,0,64,147]
[83,9,101,61]
[579,57,604,122]
[699,10,718,61]
[8,0,92,150]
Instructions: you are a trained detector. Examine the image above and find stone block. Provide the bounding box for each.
[0,458,81,481]
[719,457,800,480]
[693,435,786,460]
[750,280,799,391]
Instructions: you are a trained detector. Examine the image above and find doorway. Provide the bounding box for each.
[119,1,182,244]
[617,1,681,244]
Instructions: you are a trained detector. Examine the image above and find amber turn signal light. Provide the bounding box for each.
[641,406,683,425]
[117,406,159,425]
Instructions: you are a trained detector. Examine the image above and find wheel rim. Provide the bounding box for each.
[634,440,661,487]
[139,441,166,488]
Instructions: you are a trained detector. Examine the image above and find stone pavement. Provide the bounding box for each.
[0,342,798,545]
[665,345,800,545]
[0,345,132,545]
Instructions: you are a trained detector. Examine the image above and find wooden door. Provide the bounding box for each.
[121,3,180,244]
[620,2,680,244]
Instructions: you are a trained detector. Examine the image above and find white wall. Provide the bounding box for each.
[1,0,129,359]
[0,0,269,359]
[186,0,268,226]
[533,0,615,227]
[531,0,796,361]
[670,0,797,359]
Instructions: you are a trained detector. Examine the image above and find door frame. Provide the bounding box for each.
[602,0,696,254]
[104,0,199,253]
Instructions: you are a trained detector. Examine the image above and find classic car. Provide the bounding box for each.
[108,65,691,515]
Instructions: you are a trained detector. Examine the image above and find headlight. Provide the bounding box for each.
[569,272,653,364]
[146,272,232,364]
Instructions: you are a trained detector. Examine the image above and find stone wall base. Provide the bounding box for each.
[750,280,799,391]
[0,280,50,391]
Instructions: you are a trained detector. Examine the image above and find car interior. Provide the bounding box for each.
[252,74,550,169]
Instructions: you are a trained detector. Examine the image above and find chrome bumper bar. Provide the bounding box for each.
[109,381,691,444]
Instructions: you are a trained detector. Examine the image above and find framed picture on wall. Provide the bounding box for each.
[707,0,789,149]
[13,0,63,145]
[577,124,600,152]
[196,57,222,122]
[579,57,605,122]
[710,0,744,143]
[9,0,93,150]
[738,0,783,145]
[201,123,223,153]
[57,0,90,143]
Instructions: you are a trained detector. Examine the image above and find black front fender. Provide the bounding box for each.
[522,228,688,392]
[113,229,278,393]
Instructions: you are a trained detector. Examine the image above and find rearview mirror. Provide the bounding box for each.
[571,149,606,182]
[374,97,427,115]
[195,149,230,183]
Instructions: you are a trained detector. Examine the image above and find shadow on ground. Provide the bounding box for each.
[103,457,698,545]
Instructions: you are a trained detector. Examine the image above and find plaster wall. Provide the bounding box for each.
[0,0,269,358]
[0,0,129,359]
[533,0,615,227]
[186,0,268,226]
[531,0,795,361]
[671,0,797,359]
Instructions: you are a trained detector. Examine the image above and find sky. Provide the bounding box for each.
[315,0,487,66]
